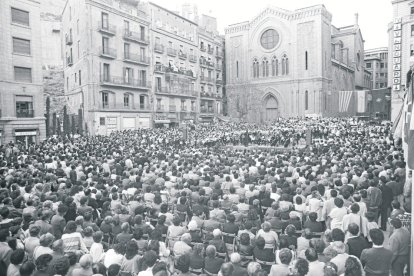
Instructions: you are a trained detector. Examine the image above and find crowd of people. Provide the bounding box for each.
[0,118,411,276]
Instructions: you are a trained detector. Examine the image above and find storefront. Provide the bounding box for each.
[14,129,38,148]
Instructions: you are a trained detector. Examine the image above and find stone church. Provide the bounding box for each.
[224,5,371,123]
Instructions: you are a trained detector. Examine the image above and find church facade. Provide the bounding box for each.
[224,5,371,123]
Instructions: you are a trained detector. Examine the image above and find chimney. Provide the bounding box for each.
[354,13,359,26]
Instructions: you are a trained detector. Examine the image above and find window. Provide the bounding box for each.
[140,26,145,40]
[103,63,110,81]
[366,62,371,68]
[124,94,130,107]
[79,70,81,85]
[236,61,239,78]
[140,47,145,58]
[77,19,79,34]
[14,67,32,82]
[77,41,80,58]
[262,58,269,77]
[282,55,289,75]
[102,92,109,108]
[16,96,33,118]
[101,12,109,29]
[124,20,130,34]
[100,117,105,125]
[140,70,146,83]
[11,8,29,26]
[271,57,277,76]
[156,98,161,110]
[140,95,145,109]
[191,101,195,111]
[13,37,30,55]
[181,100,185,111]
[411,6,414,14]
[124,67,133,83]
[156,77,161,91]
[124,43,130,59]
[305,91,309,111]
[305,51,308,70]
[74,73,77,84]
[102,37,109,52]
[260,29,279,49]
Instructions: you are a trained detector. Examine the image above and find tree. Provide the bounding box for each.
[52,113,57,135]
[78,109,83,135]
[45,97,51,137]
[71,115,76,134]
[63,105,70,136]
[56,117,62,135]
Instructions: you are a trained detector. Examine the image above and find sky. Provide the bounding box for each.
[151,0,392,50]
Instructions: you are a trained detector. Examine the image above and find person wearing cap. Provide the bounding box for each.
[388,218,410,276]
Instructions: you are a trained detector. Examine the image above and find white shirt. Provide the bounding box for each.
[138,267,154,276]
[103,249,124,268]
[90,242,105,263]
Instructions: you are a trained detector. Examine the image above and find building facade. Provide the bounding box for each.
[364,47,388,89]
[224,6,369,123]
[62,0,152,135]
[149,2,199,127]
[0,0,46,145]
[388,0,414,122]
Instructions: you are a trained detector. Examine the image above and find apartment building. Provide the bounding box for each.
[149,2,199,127]
[364,47,388,89]
[0,0,46,145]
[62,0,151,135]
[198,15,225,122]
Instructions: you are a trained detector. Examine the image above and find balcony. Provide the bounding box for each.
[167,48,177,57]
[98,22,117,35]
[189,55,197,63]
[124,53,150,65]
[216,79,223,85]
[216,64,222,71]
[67,56,73,66]
[100,103,151,111]
[100,47,117,59]
[65,34,73,45]
[208,48,214,55]
[156,105,165,112]
[155,86,198,98]
[178,51,187,60]
[169,105,177,112]
[200,107,215,114]
[200,45,206,52]
[164,66,196,80]
[200,75,214,83]
[154,63,166,74]
[200,58,215,69]
[100,75,150,90]
[16,109,34,118]
[200,91,221,99]
[123,30,149,44]
[154,44,164,54]
[216,51,223,59]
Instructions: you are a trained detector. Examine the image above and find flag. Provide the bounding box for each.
[406,73,414,169]
[339,91,354,113]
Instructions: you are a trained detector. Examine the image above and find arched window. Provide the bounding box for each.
[305,51,308,70]
[262,58,269,77]
[236,61,239,78]
[305,90,309,110]
[282,57,286,75]
[282,54,289,75]
[286,56,289,74]
[271,56,277,76]
[253,58,260,78]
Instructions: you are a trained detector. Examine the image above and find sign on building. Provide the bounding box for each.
[393,18,402,91]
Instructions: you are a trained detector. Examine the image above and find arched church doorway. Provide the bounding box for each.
[264,94,279,122]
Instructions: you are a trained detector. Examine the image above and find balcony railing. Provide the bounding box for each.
[167,48,177,57]
[98,22,117,35]
[156,64,196,79]
[156,105,165,112]
[201,91,222,99]
[154,44,164,53]
[216,64,222,71]
[178,51,187,60]
[199,58,215,68]
[124,53,150,65]
[216,51,223,59]
[200,75,214,83]
[65,34,73,45]
[200,45,206,52]
[123,30,149,44]
[101,103,150,110]
[189,55,197,63]
[16,109,34,118]
[100,47,117,58]
[200,107,214,114]
[208,48,214,54]
[216,79,223,85]
[100,75,150,89]
[154,64,165,73]
[155,86,198,97]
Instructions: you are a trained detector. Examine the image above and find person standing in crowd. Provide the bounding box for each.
[360,229,392,276]
[388,218,410,276]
